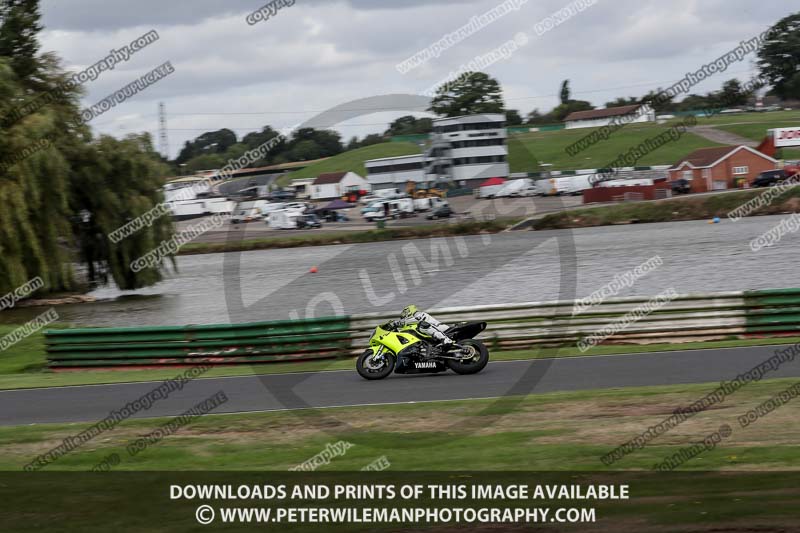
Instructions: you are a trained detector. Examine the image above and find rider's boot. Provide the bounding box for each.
[428,338,455,358]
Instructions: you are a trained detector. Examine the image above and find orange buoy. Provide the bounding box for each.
[309,266,318,273]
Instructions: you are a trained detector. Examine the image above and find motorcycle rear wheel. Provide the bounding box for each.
[356,349,395,380]
[446,340,489,375]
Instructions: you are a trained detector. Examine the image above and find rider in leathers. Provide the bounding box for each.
[389,305,454,351]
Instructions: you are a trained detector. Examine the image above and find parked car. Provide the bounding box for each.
[670,178,692,194]
[426,205,453,220]
[752,169,790,188]
[296,214,322,229]
[268,190,296,201]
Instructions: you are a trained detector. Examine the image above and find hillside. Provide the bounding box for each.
[707,109,800,159]
[278,142,421,185]
[510,123,719,171]
[695,109,800,138]
[278,111,800,186]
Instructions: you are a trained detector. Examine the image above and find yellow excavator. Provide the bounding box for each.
[406,180,446,199]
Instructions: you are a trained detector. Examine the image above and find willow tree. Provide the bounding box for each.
[0,0,175,296]
[69,133,175,290]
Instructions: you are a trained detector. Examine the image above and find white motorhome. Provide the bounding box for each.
[496,178,535,198]
[268,209,303,229]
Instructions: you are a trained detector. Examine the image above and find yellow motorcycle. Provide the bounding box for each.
[356,320,489,380]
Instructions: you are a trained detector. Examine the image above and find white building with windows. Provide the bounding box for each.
[364,154,426,191]
[365,114,509,190]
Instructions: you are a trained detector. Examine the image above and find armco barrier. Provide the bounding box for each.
[45,316,352,369]
[45,289,800,369]
[349,289,800,351]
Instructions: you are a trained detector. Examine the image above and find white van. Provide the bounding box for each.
[363,198,414,220]
[394,197,415,215]
[496,178,535,198]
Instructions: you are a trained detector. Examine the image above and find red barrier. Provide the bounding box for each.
[583,182,670,204]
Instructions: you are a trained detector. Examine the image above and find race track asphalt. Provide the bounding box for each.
[1,344,798,426]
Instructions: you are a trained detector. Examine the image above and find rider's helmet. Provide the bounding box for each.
[401,304,418,319]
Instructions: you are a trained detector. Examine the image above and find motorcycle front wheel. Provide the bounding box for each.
[446,339,489,375]
[356,349,395,380]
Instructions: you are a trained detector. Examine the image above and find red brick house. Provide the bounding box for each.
[668,146,778,193]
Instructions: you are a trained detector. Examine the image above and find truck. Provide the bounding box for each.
[535,177,571,196]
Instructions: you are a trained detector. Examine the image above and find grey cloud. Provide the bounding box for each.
[40,0,476,31]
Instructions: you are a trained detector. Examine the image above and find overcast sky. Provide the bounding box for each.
[38,0,797,159]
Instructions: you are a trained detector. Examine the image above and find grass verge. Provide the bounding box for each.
[2,324,798,390]
[2,377,799,471]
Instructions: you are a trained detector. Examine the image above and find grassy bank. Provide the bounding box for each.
[509,122,719,171]
[279,142,421,186]
[4,379,799,532]
[3,322,799,390]
[3,376,799,470]
[533,187,800,230]
[179,219,514,255]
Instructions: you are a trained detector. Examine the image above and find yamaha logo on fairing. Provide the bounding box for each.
[414,361,437,369]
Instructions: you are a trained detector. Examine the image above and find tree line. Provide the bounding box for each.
[0,0,174,297]
[176,7,799,175]
[2,1,797,300]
